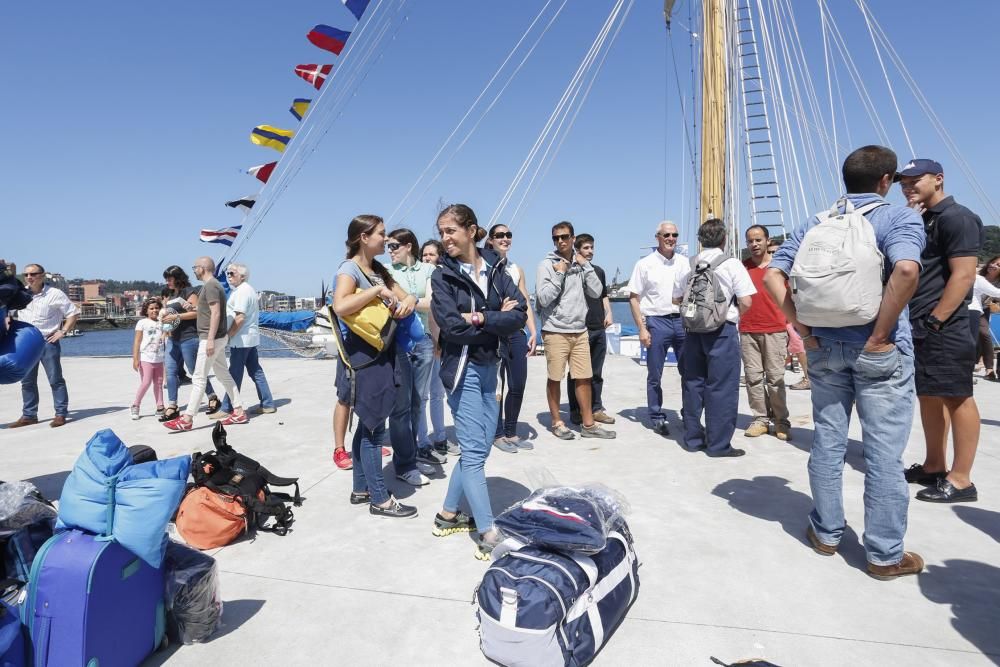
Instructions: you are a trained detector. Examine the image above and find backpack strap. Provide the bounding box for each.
[855,201,889,217]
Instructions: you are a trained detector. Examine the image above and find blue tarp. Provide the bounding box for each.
[259,310,317,332]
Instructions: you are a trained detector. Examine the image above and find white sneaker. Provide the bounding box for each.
[130,406,140,420]
[397,470,429,487]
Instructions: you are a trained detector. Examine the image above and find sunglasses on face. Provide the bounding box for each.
[658,233,679,239]
[491,231,513,240]
[552,234,571,242]
[387,242,402,252]
[225,271,237,277]
[24,271,44,277]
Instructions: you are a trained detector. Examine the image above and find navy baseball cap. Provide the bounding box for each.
[894,158,943,181]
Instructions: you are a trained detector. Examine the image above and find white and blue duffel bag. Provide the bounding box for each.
[476,522,639,667]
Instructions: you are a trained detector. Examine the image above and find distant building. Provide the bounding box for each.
[295,297,318,311]
[258,290,282,311]
[273,295,296,312]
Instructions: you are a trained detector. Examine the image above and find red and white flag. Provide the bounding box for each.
[294,64,333,90]
[246,161,277,184]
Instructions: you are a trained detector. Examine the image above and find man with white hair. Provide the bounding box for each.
[627,221,690,435]
[163,256,246,430]
[215,262,275,417]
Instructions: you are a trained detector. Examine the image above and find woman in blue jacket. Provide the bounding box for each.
[430,204,528,558]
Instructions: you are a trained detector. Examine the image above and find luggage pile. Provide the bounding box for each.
[0,422,296,666]
[476,484,640,667]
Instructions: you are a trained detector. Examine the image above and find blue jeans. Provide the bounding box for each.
[496,330,528,439]
[444,362,500,535]
[806,341,914,566]
[390,337,434,474]
[166,337,214,406]
[352,421,389,504]
[220,346,274,413]
[21,341,68,418]
[407,336,435,449]
[646,315,685,422]
[421,356,447,445]
[680,323,740,453]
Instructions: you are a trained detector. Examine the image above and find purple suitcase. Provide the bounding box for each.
[21,529,164,667]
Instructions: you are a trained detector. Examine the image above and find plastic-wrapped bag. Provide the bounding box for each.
[0,481,57,584]
[0,481,56,530]
[494,483,630,554]
[163,541,223,644]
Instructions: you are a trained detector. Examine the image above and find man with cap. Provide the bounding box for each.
[898,159,984,503]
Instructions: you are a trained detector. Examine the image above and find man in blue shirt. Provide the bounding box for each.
[764,145,926,580]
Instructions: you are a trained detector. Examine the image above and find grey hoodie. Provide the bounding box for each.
[535,251,603,333]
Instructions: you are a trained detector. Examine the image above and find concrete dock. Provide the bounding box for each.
[2,355,998,666]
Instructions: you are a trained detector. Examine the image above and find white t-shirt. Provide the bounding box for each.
[226,282,261,348]
[17,285,80,336]
[135,318,166,363]
[674,248,756,324]
[506,262,522,285]
[626,250,691,316]
[969,274,1000,313]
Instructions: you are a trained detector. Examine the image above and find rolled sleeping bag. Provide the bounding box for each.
[0,320,46,385]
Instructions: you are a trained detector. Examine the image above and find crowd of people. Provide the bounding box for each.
[4,144,998,571]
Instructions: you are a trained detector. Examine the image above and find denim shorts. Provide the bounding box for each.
[913,315,975,398]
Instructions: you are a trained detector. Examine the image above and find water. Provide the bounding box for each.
[60,328,301,359]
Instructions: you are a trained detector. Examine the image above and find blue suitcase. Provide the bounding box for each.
[21,529,165,667]
[1,599,25,667]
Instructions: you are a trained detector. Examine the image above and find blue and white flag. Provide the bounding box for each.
[200,226,242,247]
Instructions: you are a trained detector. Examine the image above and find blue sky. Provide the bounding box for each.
[3,1,997,296]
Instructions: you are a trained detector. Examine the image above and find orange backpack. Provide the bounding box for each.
[175,487,247,550]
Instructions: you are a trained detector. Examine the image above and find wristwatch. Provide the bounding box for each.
[925,314,944,332]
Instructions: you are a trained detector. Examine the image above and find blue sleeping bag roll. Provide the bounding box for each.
[0,319,46,385]
[394,311,425,354]
[56,429,191,568]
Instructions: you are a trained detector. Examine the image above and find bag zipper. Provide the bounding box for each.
[507,551,579,589]
[22,532,62,634]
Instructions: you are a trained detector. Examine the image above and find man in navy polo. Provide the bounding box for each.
[898,159,984,504]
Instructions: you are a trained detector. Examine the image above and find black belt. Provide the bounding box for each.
[649,313,680,319]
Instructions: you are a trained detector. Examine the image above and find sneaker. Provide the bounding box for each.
[370,498,418,519]
[511,437,534,451]
[432,439,450,457]
[446,441,460,456]
[774,423,791,441]
[492,437,518,453]
[207,410,230,421]
[744,421,769,437]
[397,470,429,487]
[867,552,924,580]
[652,420,670,436]
[592,410,616,425]
[130,406,140,421]
[550,423,575,440]
[155,406,165,417]
[569,412,582,425]
[475,532,500,561]
[251,405,278,414]
[789,378,811,390]
[333,448,353,470]
[221,412,249,425]
[432,511,476,536]
[416,447,447,465]
[382,447,392,457]
[580,424,616,439]
[163,417,193,432]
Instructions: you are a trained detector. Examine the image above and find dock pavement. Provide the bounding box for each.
[2,355,998,665]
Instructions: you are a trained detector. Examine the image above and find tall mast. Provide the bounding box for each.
[700,0,727,224]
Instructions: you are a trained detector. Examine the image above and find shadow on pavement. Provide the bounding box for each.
[144,599,266,665]
[25,470,70,499]
[68,405,129,421]
[919,560,1000,664]
[953,506,1000,544]
[487,476,531,515]
[712,476,814,550]
[980,418,1000,428]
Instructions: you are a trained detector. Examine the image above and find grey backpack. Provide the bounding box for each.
[790,198,888,327]
[681,254,731,333]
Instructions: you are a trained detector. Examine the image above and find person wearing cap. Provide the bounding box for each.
[898,158,985,504]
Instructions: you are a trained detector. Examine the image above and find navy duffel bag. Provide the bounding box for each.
[476,521,639,667]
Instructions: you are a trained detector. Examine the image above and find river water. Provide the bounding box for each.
[60,329,300,358]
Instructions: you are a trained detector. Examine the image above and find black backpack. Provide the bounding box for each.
[190,423,302,537]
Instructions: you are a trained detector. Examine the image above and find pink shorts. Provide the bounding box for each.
[786,324,805,355]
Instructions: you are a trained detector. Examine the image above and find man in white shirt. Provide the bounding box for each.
[216,263,275,417]
[627,221,691,435]
[9,264,80,428]
[674,219,755,457]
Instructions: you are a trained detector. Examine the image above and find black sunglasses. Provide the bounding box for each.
[658,233,679,239]
[386,242,402,251]
[491,231,513,240]
[552,233,571,242]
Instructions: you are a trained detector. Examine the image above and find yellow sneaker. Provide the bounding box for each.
[744,421,770,437]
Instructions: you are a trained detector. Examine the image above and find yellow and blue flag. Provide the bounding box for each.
[290,98,311,122]
[250,125,294,153]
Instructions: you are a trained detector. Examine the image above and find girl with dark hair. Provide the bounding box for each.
[484,223,537,452]
[970,255,1000,380]
[159,266,218,422]
[334,214,419,518]
[130,297,166,419]
[387,228,446,476]
[420,239,454,456]
[430,204,527,558]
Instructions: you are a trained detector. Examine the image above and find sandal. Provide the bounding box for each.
[158,407,179,423]
[206,396,221,414]
[550,422,575,440]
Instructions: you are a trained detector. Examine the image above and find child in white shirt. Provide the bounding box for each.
[131,298,166,419]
